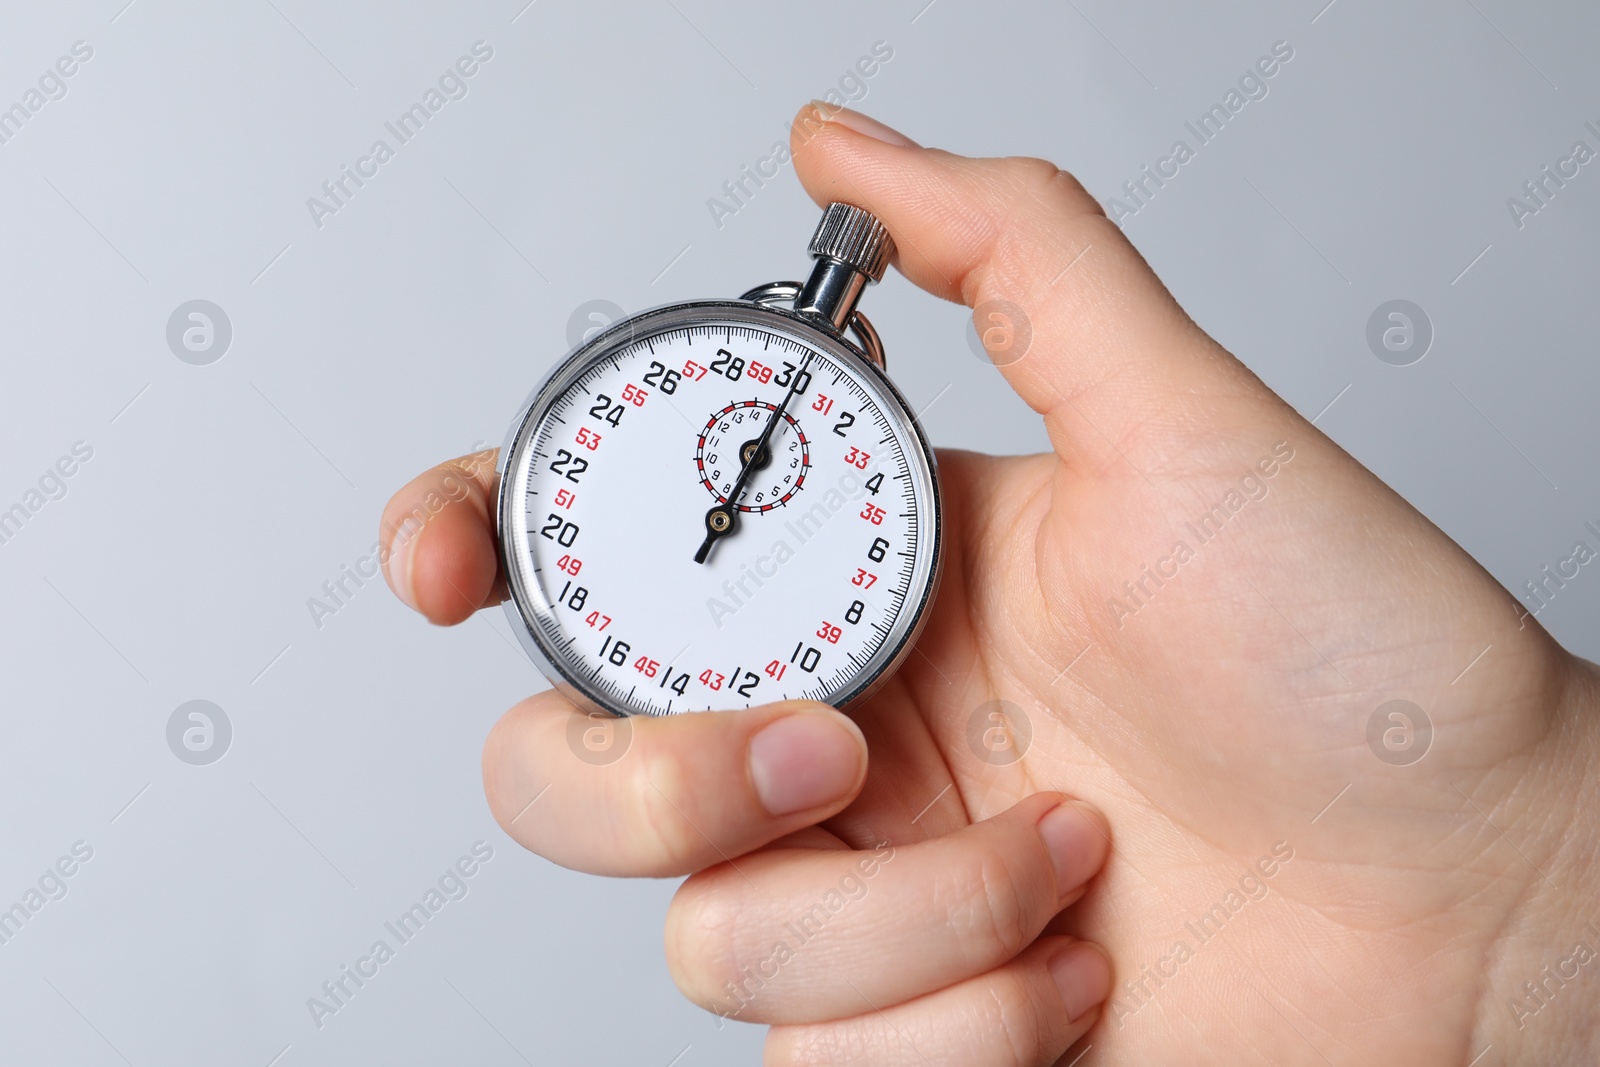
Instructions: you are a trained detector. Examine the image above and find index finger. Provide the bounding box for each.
[379,448,505,625]
[787,104,1254,473]
[483,691,868,877]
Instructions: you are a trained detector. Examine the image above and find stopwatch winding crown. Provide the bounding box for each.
[795,202,894,335]
[738,202,895,368]
[808,202,895,282]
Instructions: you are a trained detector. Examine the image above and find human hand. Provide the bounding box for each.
[381,102,1600,1065]
[762,105,1599,1064]
[379,470,1116,1058]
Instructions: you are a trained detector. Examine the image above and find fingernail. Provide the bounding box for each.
[1037,801,1109,901]
[1050,942,1112,1022]
[810,101,920,148]
[748,711,865,816]
[383,515,423,611]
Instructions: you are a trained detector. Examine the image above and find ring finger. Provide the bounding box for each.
[763,936,1109,1067]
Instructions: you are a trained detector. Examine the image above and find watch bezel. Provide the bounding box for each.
[495,297,943,719]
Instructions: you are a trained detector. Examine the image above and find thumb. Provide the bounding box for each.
[789,104,1290,472]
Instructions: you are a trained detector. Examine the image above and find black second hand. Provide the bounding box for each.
[693,354,814,564]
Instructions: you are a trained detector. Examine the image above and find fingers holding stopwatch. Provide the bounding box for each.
[379,449,505,625]
[663,793,1111,1024]
[763,936,1107,1067]
[482,692,869,877]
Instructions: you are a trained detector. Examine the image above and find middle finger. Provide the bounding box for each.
[664,793,1109,1023]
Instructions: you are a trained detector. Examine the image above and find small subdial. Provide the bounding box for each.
[695,401,811,512]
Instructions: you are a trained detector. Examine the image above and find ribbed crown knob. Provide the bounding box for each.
[808,203,895,282]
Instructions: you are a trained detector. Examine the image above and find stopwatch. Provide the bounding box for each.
[496,203,942,717]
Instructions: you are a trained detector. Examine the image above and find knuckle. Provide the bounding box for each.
[981,969,1051,1067]
[943,842,1033,966]
[766,971,1055,1067]
[1002,155,1096,213]
[442,457,492,502]
[663,877,740,1005]
[1043,164,1096,209]
[998,154,1063,192]
[765,1022,873,1067]
[975,156,1105,306]
[630,743,706,873]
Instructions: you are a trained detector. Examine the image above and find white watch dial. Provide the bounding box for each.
[501,307,940,717]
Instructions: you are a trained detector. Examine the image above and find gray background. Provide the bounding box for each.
[2,0,1596,1063]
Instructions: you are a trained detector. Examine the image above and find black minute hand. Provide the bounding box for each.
[693,355,814,564]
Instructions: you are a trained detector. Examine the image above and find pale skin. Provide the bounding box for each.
[380,105,1600,1065]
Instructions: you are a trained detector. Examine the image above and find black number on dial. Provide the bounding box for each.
[539,514,579,547]
[643,361,682,394]
[790,643,822,673]
[771,360,811,394]
[711,349,745,382]
[550,449,588,483]
[588,394,625,426]
[725,666,760,696]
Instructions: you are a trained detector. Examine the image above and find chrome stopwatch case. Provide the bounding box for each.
[496,203,942,717]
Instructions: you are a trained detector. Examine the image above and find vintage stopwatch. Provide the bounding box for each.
[496,203,942,717]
